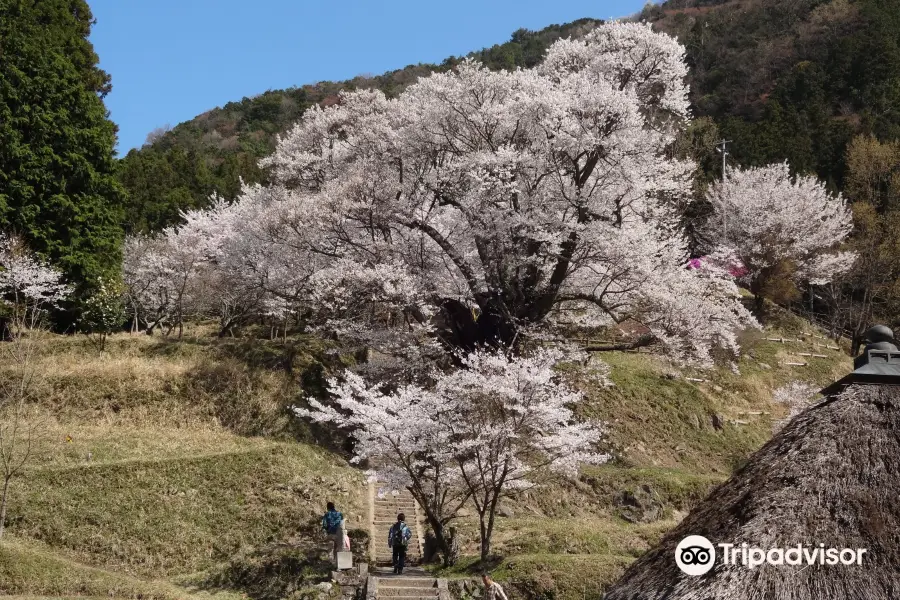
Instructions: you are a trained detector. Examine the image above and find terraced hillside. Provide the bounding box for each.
[0,312,852,599]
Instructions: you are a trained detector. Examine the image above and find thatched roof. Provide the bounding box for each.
[603,384,900,600]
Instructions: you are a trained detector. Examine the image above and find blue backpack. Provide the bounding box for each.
[324,510,343,534]
[391,522,411,548]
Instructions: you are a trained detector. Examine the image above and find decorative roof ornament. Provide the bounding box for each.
[821,325,900,397]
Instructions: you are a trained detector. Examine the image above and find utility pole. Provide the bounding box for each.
[716,139,731,182]
[716,139,732,241]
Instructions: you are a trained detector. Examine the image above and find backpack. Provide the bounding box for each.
[325,510,343,535]
[392,522,410,548]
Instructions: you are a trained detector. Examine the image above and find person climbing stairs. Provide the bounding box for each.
[372,485,422,566]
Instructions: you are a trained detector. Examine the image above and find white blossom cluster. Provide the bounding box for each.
[702,162,856,288]
[0,234,70,326]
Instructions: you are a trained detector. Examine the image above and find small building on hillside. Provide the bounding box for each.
[602,326,900,600]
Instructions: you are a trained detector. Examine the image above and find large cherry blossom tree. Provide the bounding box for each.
[701,162,855,312]
[296,348,608,563]
[261,22,743,361]
[125,22,755,366]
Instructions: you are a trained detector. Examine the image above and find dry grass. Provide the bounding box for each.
[8,440,367,578]
[485,517,672,558]
[25,422,272,468]
[604,384,900,599]
[0,330,358,597]
[0,536,242,599]
[571,325,851,474]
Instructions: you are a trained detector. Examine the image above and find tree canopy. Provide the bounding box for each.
[0,0,124,300]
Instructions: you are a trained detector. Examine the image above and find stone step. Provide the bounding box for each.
[373,529,421,536]
[375,542,422,548]
[377,578,438,588]
[375,553,421,560]
[375,518,414,524]
[378,586,440,595]
[376,554,421,562]
[376,550,421,558]
[372,482,424,579]
[375,551,421,558]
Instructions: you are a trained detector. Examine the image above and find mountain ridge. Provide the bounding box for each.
[118,0,900,233]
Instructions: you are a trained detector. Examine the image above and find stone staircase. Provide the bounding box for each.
[370,574,444,600]
[372,485,422,566]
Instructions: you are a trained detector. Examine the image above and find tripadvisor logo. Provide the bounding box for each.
[675,535,868,576]
[675,535,716,576]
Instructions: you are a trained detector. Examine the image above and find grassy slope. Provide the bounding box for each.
[0,537,236,600]
[0,314,852,599]
[1,328,367,598]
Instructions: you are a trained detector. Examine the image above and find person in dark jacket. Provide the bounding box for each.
[322,501,344,565]
[388,513,412,574]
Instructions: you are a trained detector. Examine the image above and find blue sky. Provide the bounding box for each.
[88,1,650,153]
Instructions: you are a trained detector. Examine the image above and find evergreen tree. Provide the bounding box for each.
[0,0,124,300]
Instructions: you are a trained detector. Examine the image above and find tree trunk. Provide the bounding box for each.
[414,497,452,566]
[852,327,866,357]
[439,296,518,352]
[0,475,11,539]
[479,515,491,562]
[428,519,452,566]
[753,292,765,318]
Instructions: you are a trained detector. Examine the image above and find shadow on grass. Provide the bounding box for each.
[187,540,333,600]
[137,332,357,456]
[185,524,371,600]
[428,554,504,577]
